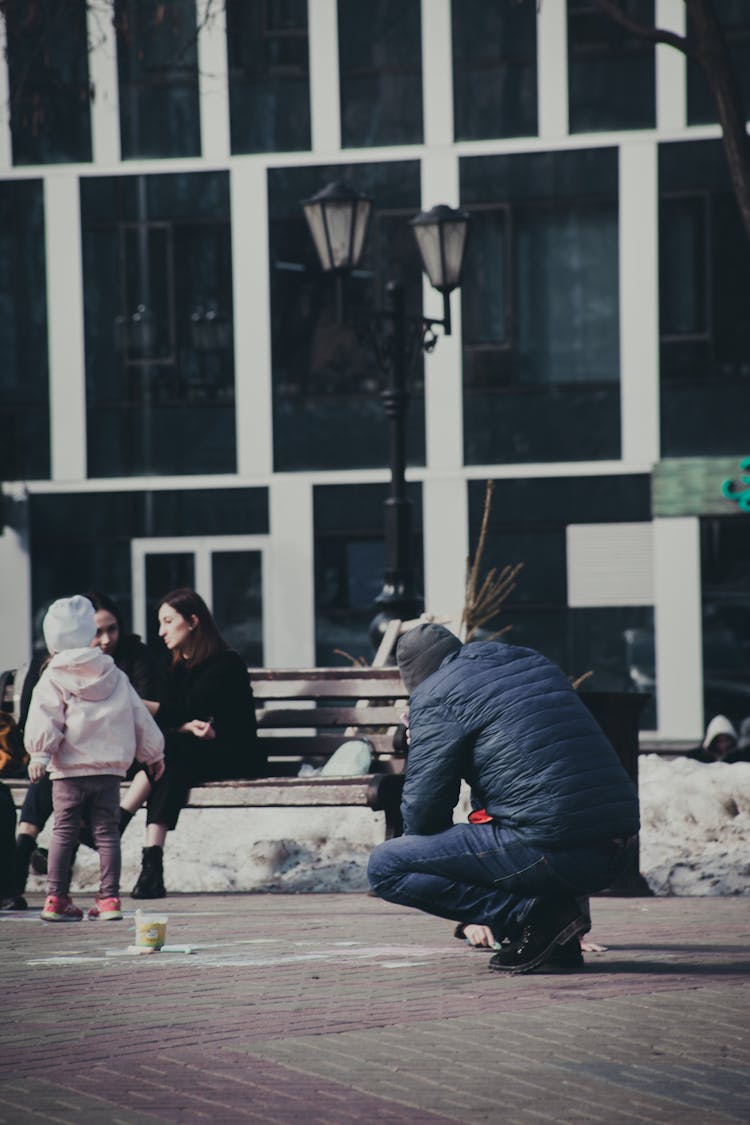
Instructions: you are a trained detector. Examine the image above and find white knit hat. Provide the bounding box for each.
[43,595,97,653]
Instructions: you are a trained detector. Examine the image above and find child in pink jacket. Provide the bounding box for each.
[26,596,165,922]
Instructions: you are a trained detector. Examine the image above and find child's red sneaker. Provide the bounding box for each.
[87,896,123,921]
[40,894,83,922]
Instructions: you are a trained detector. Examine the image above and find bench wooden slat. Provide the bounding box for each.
[265,734,403,758]
[249,668,404,683]
[188,777,375,807]
[249,670,406,702]
[256,705,403,728]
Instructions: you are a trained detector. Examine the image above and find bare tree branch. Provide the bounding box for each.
[591,0,694,58]
[586,0,750,244]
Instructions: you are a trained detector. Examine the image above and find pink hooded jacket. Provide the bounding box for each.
[24,647,164,780]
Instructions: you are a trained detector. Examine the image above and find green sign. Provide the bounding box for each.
[652,457,748,517]
[722,457,750,513]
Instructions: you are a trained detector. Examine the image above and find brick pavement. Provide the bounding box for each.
[1,894,749,1123]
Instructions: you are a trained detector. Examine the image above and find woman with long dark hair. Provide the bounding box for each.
[127,588,265,899]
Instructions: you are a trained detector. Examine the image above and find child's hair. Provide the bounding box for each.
[158,588,227,668]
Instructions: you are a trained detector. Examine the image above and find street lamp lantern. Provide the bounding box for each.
[410,204,470,336]
[410,204,470,292]
[301,181,373,273]
[302,183,470,653]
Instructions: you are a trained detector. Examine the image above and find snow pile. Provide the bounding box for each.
[639,755,750,896]
[27,756,750,897]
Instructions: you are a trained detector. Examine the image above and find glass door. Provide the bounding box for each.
[132,536,267,665]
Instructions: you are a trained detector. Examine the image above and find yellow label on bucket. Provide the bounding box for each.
[134,911,167,950]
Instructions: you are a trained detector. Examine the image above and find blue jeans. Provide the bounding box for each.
[367,822,628,939]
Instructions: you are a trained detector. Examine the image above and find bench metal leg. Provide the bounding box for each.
[367,774,404,840]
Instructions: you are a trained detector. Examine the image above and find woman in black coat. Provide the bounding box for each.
[127,588,266,899]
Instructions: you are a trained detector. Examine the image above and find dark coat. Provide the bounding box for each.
[401,640,640,846]
[156,648,265,779]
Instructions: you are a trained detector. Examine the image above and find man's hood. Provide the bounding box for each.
[47,648,121,701]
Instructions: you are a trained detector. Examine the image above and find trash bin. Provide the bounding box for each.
[579,691,652,896]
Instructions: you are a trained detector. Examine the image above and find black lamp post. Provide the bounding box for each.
[302,181,470,651]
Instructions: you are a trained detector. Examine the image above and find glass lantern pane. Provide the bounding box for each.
[351,199,372,266]
[326,201,357,269]
[302,203,333,270]
[412,224,443,289]
[442,221,469,288]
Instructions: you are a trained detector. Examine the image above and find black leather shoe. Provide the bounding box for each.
[0,895,28,911]
[545,937,584,970]
[488,899,587,975]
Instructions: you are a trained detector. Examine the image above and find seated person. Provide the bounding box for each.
[686,715,738,763]
[120,588,266,900]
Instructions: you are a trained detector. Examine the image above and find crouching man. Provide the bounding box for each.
[367,623,639,974]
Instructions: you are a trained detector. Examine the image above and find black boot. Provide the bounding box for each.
[488,899,587,975]
[30,846,48,875]
[131,846,166,899]
[10,833,37,907]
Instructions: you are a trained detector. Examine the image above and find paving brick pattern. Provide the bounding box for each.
[1,894,749,1123]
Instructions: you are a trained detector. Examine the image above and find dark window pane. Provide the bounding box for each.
[659,140,750,457]
[460,149,620,464]
[0,181,50,480]
[338,0,422,147]
[144,552,195,646]
[81,172,237,476]
[568,0,655,133]
[29,487,268,640]
[467,476,651,526]
[227,0,311,153]
[687,1,750,125]
[5,0,92,165]
[147,489,269,536]
[268,161,425,471]
[116,0,201,158]
[659,195,707,337]
[700,516,750,727]
[212,551,264,665]
[452,0,537,140]
[467,477,655,727]
[314,482,423,664]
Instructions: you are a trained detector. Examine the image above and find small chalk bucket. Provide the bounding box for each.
[134,910,168,951]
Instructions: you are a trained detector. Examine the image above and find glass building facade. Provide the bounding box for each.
[2,0,750,741]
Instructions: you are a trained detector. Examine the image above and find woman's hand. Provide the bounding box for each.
[178,718,216,740]
[28,762,47,782]
[149,759,166,782]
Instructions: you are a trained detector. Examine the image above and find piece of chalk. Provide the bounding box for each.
[161,945,194,954]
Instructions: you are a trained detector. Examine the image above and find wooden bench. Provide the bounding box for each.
[2,665,410,841]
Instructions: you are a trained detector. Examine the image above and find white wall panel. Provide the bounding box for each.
[268,477,315,667]
[567,523,653,607]
[46,177,86,481]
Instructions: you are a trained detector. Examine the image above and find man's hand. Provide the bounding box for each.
[28,762,47,782]
[462,923,499,948]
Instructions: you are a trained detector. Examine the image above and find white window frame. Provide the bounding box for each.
[131,534,271,662]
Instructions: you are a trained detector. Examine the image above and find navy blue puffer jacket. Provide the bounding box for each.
[401,640,640,846]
